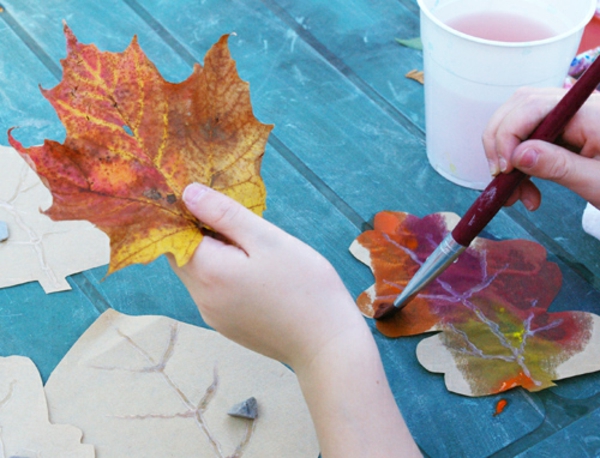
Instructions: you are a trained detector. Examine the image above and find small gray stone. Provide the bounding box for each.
[0,221,8,242]
[227,396,258,420]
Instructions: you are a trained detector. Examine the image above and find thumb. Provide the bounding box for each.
[511,140,600,204]
[182,183,263,247]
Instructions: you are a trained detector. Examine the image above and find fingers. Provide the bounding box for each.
[483,88,563,175]
[510,140,600,207]
[483,96,522,175]
[182,182,268,251]
[504,178,541,211]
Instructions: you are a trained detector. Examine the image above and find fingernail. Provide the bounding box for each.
[522,197,536,211]
[488,160,499,176]
[183,182,209,205]
[518,148,539,169]
[499,157,508,173]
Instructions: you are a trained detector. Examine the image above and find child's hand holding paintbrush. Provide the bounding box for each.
[484,87,600,210]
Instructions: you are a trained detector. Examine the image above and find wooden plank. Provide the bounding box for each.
[510,185,600,287]
[490,392,600,457]
[550,372,600,400]
[516,408,600,457]
[0,14,63,147]
[0,280,101,382]
[269,0,426,129]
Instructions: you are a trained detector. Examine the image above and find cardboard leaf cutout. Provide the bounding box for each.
[350,211,600,397]
[45,309,319,457]
[0,356,93,457]
[0,145,109,293]
[9,25,272,274]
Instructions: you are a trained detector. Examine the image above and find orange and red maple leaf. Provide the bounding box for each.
[9,25,272,274]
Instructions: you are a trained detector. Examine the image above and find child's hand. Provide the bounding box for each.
[483,87,600,210]
[169,183,422,457]
[170,183,366,371]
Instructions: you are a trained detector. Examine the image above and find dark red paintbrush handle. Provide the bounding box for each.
[452,56,600,247]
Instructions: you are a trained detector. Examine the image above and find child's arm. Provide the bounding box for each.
[170,183,422,458]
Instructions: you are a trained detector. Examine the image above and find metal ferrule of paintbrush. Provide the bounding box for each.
[373,233,466,319]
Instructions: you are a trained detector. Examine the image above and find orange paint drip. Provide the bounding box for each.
[494,371,537,393]
[493,399,508,416]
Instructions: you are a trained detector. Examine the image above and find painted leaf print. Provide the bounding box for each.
[8,25,272,274]
[350,211,600,397]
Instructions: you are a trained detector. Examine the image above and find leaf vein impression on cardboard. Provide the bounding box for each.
[0,145,109,293]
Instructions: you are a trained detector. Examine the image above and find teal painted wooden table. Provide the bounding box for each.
[1,1,599,456]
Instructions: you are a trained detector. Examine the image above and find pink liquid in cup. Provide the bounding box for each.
[445,11,558,42]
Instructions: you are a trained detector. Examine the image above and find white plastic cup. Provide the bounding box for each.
[418,0,596,190]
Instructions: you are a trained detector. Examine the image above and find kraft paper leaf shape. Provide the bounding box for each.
[0,145,109,293]
[45,309,319,457]
[0,356,93,457]
[8,25,272,275]
[350,211,600,397]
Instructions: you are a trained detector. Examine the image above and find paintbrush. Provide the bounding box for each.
[374,54,600,320]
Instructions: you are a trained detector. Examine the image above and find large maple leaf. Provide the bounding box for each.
[350,211,600,396]
[8,25,272,274]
